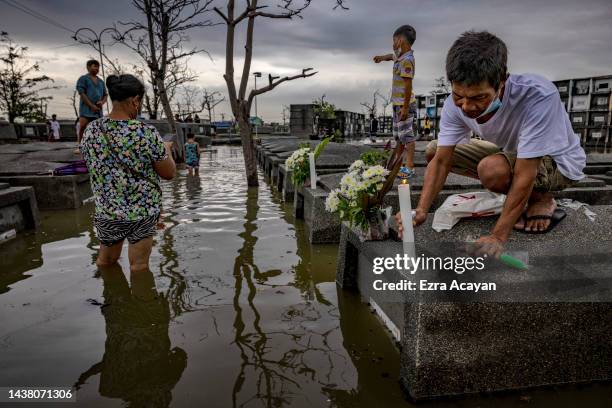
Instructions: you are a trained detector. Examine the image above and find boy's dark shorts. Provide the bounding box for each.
[94,215,158,247]
[426,139,580,193]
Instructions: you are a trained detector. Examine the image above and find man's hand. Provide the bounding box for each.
[95,101,103,107]
[394,208,427,239]
[472,235,506,259]
[399,106,409,121]
[90,105,101,112]
[373,55,383,63]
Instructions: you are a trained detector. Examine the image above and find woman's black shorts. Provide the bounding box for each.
[94,216,158,246]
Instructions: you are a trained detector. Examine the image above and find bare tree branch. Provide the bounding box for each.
[247,68,316,111]
[216,0,348,186]
[113,0,215,154]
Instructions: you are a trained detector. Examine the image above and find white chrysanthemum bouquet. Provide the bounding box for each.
[285,138,330,186]
[325,144,406,240]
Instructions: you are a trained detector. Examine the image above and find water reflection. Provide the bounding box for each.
[0,206,94,293]
[75,264,186,407]
[158,173,196,318]
[229,186,354,407]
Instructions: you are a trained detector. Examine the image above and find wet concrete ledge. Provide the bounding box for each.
[0,142,92,210]
[0,183,39,233]
[258,138,426,203]
[278,164,345,202]
[335,206,612,400]
[0,174,91,210]
[295,167,611,244]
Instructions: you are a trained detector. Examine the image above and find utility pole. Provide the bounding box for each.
[253,72,262,137]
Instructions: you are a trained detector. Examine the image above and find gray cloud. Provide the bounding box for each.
[1,0,611,121]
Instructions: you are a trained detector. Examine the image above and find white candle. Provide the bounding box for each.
[398,181,415,243]
[309,152,317,189]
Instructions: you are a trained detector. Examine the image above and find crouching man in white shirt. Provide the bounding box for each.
[397,31,586,257]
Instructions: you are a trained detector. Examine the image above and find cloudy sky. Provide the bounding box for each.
[1,0,611,122]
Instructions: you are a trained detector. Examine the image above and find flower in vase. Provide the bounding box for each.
[325,190,340,212]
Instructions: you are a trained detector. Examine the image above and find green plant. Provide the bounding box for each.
[313,100,336,119]
[329,129,344,143]
[360,150,390,166]
[313,137,330,159]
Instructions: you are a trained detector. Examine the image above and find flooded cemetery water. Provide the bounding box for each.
[1,145,611,407]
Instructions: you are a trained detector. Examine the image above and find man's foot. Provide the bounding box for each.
[514,194,556,232]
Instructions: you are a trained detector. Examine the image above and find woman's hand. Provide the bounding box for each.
[163,141,175,156]
[154,141,177,180]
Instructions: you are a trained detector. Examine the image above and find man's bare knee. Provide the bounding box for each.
[477,155,511,193]
[425,141,437,162]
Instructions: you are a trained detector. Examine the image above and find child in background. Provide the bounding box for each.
[184,133,201,175]
[48,114,61,142]
[373,24,417,178]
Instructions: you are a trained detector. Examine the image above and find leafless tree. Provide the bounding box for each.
[374,89,391,118]
[174,85,204,118]
[431,76,451,95]
[213,0,348,187]
[114,0,215,154]
[201,88,224,123]
[360,90,378,117]
[69,90,79,118]
[132,59,197,120]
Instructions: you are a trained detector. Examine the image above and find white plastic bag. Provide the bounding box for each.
[557,198,597,222]
[432,191,506,232]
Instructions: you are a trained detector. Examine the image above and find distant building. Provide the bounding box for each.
[553,74,612,147]
[289,104,365,138]
[289,104,316,137]
[415,93,450,139]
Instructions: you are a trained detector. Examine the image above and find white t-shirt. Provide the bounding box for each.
[438,74,586,181]
[50,120,61,139]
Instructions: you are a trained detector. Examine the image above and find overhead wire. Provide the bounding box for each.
[0,0,75,34]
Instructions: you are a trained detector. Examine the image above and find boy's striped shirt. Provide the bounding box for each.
[391,50,416,106]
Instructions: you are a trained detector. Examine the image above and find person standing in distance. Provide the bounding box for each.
[76,59,107,153]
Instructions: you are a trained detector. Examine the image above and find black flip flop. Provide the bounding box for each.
[517,208,567,234]
[513,212,527,231]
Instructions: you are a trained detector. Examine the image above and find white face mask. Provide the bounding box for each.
[475,88,503,119]
[394,47,402,58]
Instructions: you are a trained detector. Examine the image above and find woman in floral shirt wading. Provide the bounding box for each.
[81,74,175,272]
